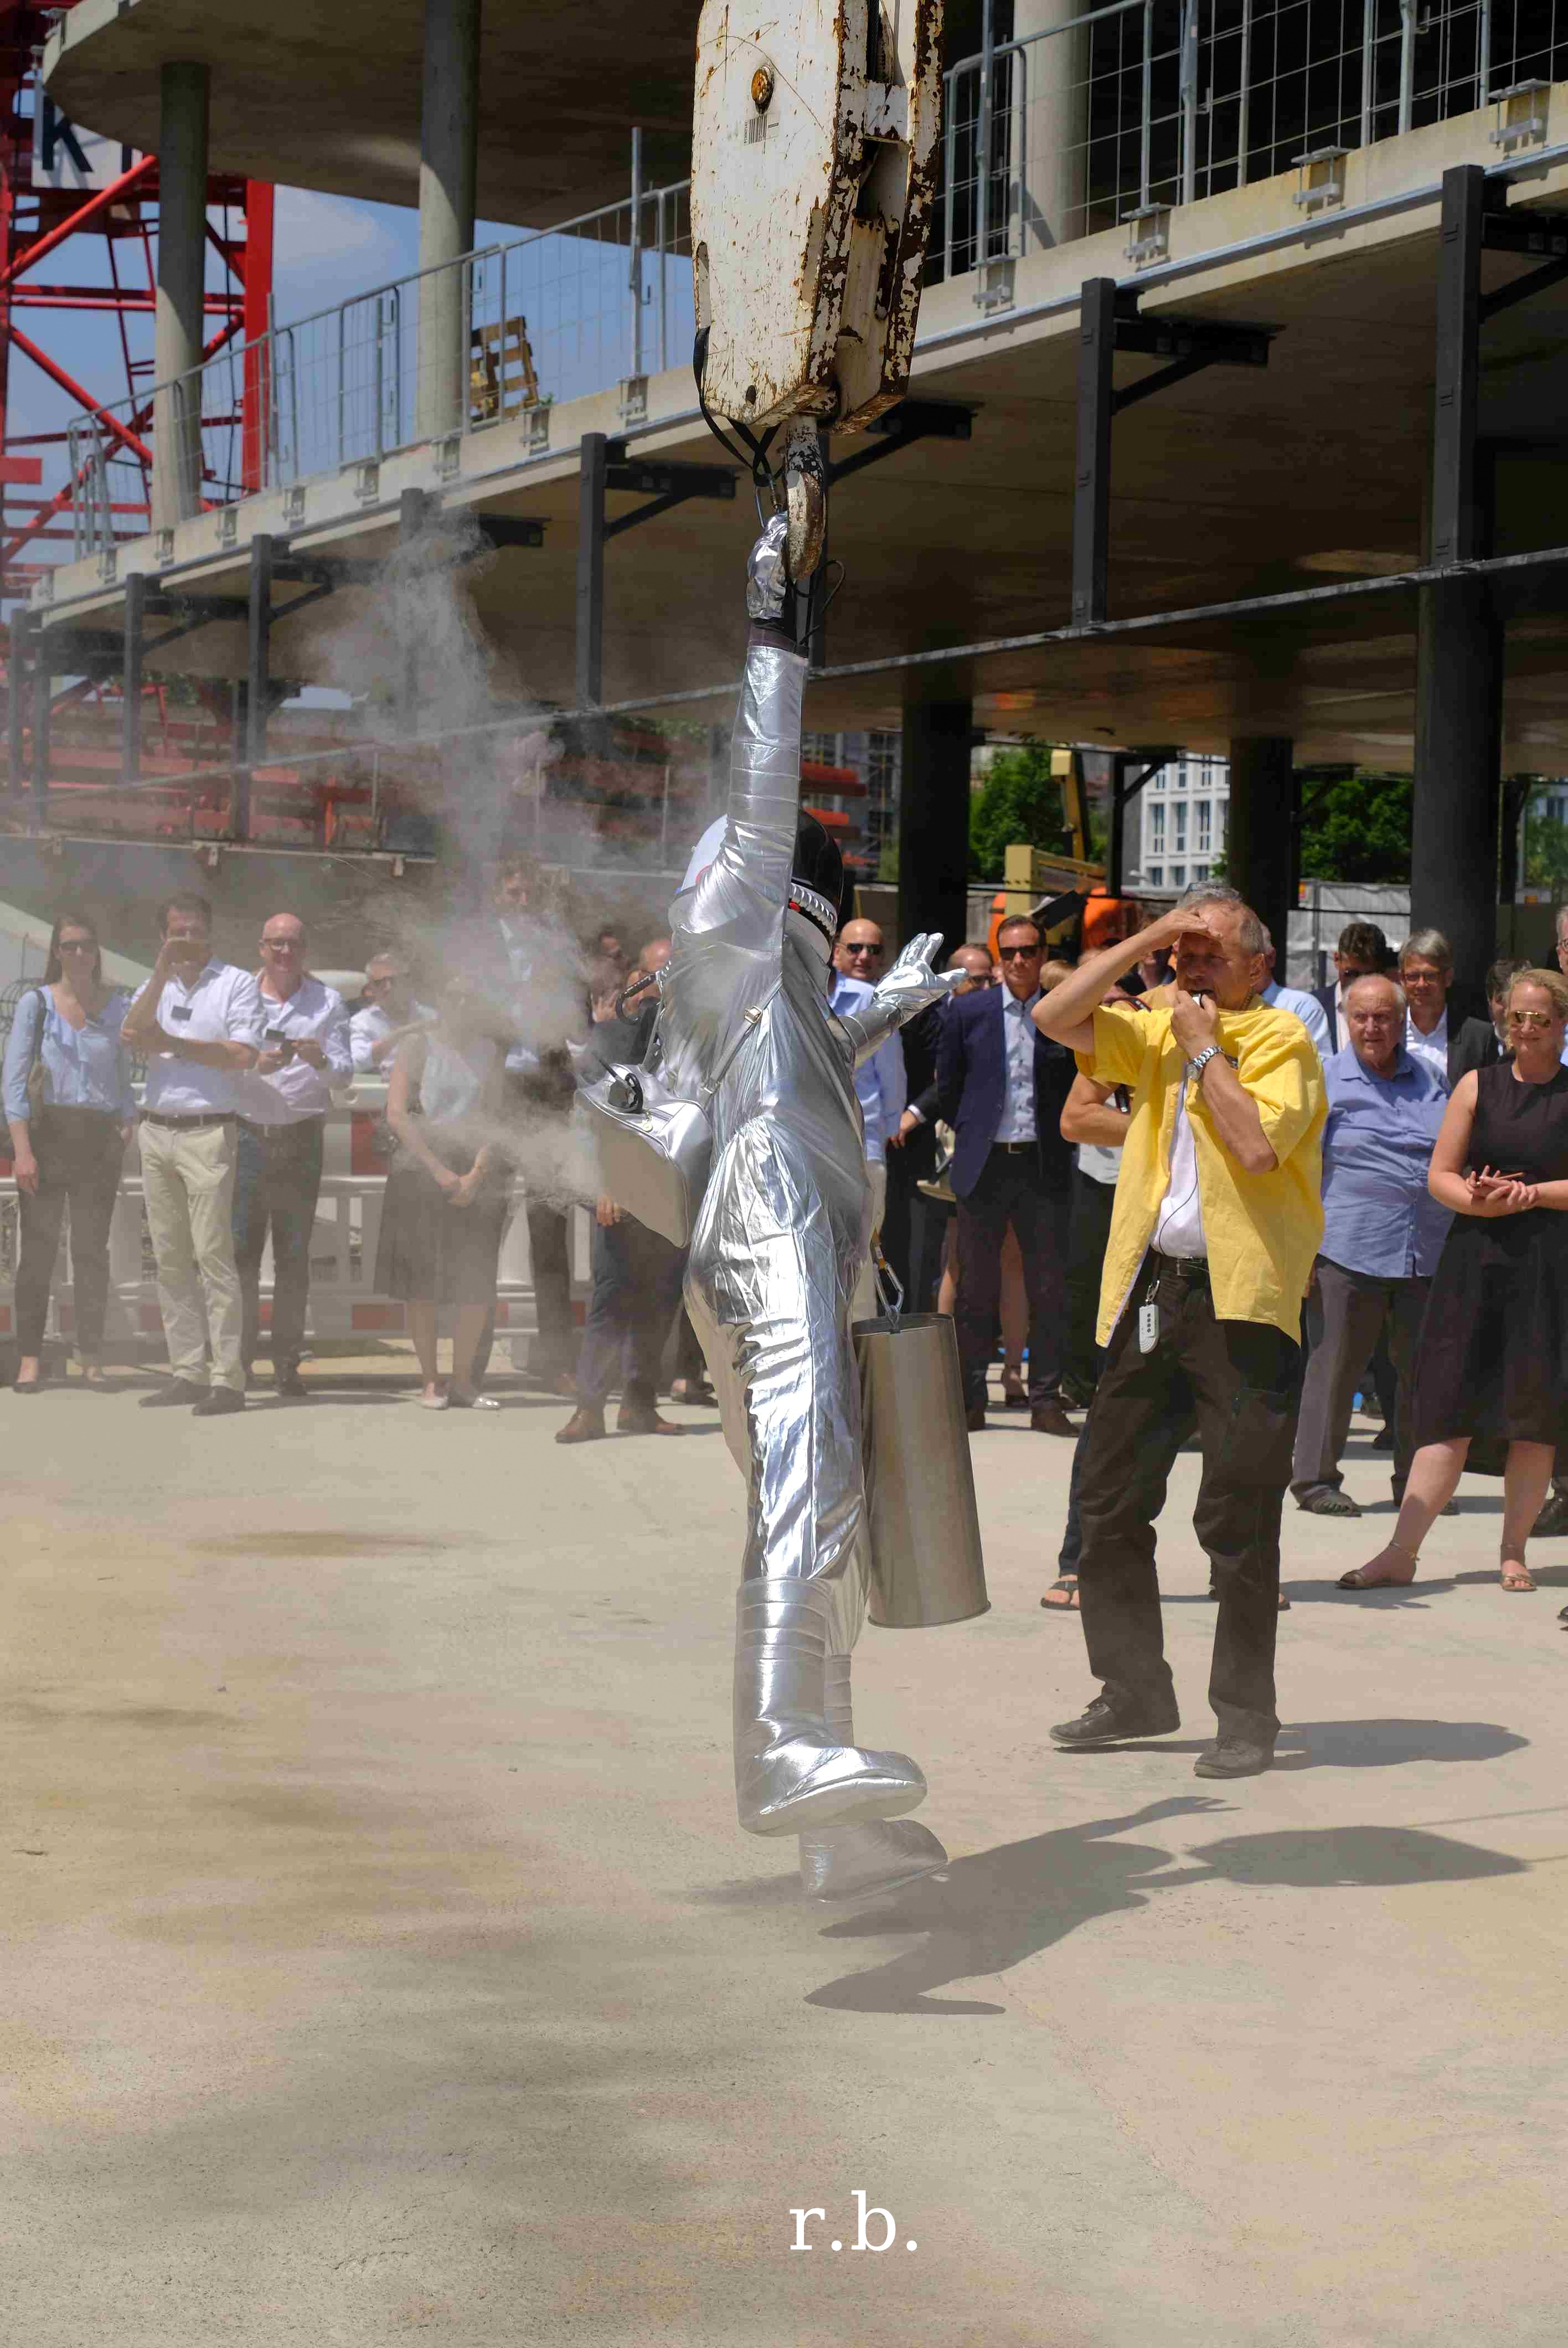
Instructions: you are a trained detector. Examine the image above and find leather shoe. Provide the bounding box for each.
[140,1378,208,1409]
[964,1405,987,1432]
[1051,1692,1180,1747]
[616,1404,683,1436]
[275,1367,308,1399]
[1030,1403,1077,1438]
[192,1387,244,1417]
[1194,1736,1274,1778]
[555,1405,606,1444]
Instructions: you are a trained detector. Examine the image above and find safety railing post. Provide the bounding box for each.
[1141,1,1153,207]
[1398,0,1416,134]
[978,0,994,261]
[1237,0,1252,186]
[1180,0,1199,207]
[630,128,644,380]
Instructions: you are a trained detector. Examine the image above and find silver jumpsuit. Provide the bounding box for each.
[660,522,958,1899]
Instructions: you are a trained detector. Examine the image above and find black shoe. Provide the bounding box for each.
[140,1379,208,1409]
[192,1387,245,1417]
[274,1367,308,1398]
[1194,1736,1275,1779]
[965,1405,987,1432]
[1370,1425,1394,1450]
[1060,1379,1097,1410]
[1296,1485,1361,1517]
[1533,1491,1568,1538]
[1051,1692,1180,1747]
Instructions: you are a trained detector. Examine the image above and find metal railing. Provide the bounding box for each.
[0,1089,591,1355]
[69,173,697,555]
[58,0,1568,557]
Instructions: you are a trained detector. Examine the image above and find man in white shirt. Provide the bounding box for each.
[829,918,907,1319]
[349,953,433,1073]
[122,891,265,1415]
[232,912,352,1397]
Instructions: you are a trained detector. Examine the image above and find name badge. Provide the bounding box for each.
[170,1005,194,1023]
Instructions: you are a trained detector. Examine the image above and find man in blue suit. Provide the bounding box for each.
[935,916,1077,1433]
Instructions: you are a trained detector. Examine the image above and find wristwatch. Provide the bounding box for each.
[1185,1044,1221,1083]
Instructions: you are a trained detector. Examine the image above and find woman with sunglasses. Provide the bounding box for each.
[3,911,134,1391]
[1343,967,1568,1595]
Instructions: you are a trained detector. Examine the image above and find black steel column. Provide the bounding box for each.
[1413,163,1499,986]
[240,531,276,840]
[1072,278,1116,628]
[899,699,972,952]
[122,569,146,784]
[576,431,607,710]
[1226,735,1296,964]
[30,622,51,823]
[8,608,30,794]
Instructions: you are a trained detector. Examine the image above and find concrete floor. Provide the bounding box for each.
[4,1361,1566,2345]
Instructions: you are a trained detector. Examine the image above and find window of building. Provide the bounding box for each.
[1174,802,1188,851]
[1147,865,1163,886]
[802,729,839,764]
[1153,767,1165,789]
[1169,864,1186,887]
[1150,804,1165,849]
[1196,801,1211,851]
[1191,863,1209,882]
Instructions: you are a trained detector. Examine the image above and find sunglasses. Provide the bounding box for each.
[1507,1010,1556,1031]
[840,943,880,957]
[997,945,1040,960]
[58,938,96,952]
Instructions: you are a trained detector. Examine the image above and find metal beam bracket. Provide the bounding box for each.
[601,444,738,540]
[1109,296,1274,415]
[826,399,975,489]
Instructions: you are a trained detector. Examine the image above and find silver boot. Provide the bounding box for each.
[734,1579,927,1836]
[797,1654,948,1899]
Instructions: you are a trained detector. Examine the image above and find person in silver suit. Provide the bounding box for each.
[660,518,962,1903]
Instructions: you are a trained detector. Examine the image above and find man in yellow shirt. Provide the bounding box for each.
[1034,885,1326,1778]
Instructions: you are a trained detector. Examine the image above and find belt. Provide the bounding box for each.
[1149,1249,1210,1282]
[139,1110,234,1130]
[239,1115,326,1138]
[990,1139,1037,1155]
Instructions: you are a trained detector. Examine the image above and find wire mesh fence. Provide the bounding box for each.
[58,0,1568,556]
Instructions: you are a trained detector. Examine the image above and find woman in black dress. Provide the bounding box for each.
[1342,968,1568,1593]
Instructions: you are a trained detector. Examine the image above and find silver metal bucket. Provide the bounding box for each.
[853,1299,989,1630]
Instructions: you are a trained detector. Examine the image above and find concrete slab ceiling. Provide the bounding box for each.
[44,0,699,225]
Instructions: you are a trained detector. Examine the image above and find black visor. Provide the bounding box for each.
[790,812,843,944]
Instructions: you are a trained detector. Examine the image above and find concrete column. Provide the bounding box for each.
[1225,736,1294,971]
[152,61,209,531]
[1412,578,1502,987]
[899,701,972,954]
[416,0,481,441]
[1010,1,1090,254]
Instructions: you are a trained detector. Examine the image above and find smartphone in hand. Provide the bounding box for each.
[265,1026,296,1064]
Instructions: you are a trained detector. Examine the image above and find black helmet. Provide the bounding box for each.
[789,812,842,946]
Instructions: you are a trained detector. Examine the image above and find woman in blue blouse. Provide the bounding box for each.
[3,911,134,1389]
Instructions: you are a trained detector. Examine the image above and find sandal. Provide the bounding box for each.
[1500,1563,1536,1592]
[1338,1539,1419,1590]
[1039,1576,1080,1611]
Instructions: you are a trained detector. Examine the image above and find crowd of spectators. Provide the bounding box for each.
[8,865,1568,1704]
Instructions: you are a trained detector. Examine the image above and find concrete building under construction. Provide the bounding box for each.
[13,0,1568,976]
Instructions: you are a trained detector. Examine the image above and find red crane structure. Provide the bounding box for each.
[0,0,271,776]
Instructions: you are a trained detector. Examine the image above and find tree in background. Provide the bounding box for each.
[1522,786,1568,892]
[968,743,1069,879]
[1297,770,1412,882]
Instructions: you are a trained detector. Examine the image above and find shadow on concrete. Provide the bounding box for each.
[1272,1717,1527,1768]
[805,1798,1527,2015]
[1281,1577,1458,1606]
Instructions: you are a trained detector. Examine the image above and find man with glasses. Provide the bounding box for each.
[349,952,432,1073]
[1291,974,1451,1518]
[122,892,265,1414]
[829,918,906,1317]
[934,915,1077,1433]
[233,913,352,1398]
[1398,928,1498,1088]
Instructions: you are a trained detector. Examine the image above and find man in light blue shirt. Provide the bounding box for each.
[1292,972,1451,1516]
[1260,933,1332,1060]
[829,918,906,1317]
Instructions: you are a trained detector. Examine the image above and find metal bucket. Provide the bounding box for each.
[853,1307,989,1629]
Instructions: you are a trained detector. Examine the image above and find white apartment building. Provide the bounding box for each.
[1132,754,1230,894]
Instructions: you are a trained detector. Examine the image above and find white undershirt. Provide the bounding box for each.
[1152,1078,1208,1258]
